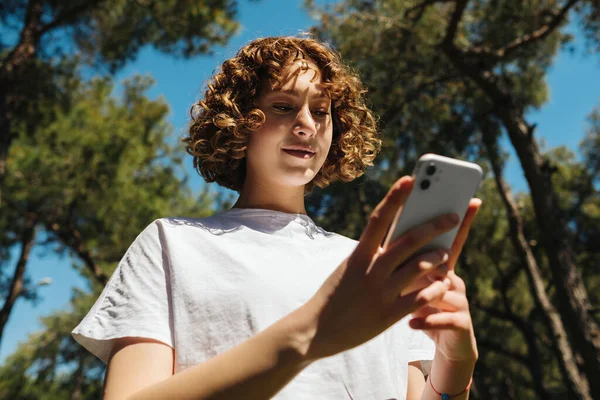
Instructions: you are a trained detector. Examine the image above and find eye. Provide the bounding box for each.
[272,104,293,112]
[313,109,330,118]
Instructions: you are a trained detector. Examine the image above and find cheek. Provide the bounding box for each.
[321,124,333,148]
[255,116,286,138]
[318,130,334,165]
[248,121,278,147]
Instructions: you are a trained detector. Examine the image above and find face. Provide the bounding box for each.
[244,58,333,190]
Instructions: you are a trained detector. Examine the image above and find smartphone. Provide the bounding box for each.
[382,154,483,254]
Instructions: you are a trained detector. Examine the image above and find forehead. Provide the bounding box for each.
[263,58,328,97]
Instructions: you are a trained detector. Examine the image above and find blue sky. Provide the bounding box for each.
[1,0,598,363]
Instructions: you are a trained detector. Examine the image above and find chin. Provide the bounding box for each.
[281,173,319,188]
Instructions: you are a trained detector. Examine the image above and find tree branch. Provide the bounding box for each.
[46,222,108,286]
[379,73,460,124]
[463,0,580,60]
[0,0,43,74]
[473,300,529,332]
[441,0,469,46]
[0,213,37,345]
[477,337,529,366]
[38,0,106,35]
[405,0,454,22]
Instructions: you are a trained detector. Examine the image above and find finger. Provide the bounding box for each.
[409,312,471,331]
[390,279,451,320]
[384,250,449,298]
[410,305,440,319]
[378,212,459,277]
[448,198,482,270]
[425,291,469,313]
[353,176,414,267]
[446,270,467,294]
[425,264,452,282]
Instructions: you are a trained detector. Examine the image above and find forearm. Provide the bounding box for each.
[420,351,476,400]
[129,308,315,400]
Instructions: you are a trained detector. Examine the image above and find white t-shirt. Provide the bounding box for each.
[73,208,435,399]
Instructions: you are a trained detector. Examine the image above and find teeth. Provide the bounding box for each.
[285,149,313,153]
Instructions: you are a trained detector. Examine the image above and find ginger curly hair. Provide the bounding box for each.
[184,35,381,192]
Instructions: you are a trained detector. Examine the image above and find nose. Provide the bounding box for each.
[292,105,317,138]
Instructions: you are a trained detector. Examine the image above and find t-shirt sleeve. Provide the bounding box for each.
[390,317,436,376]
[407,324,435,362]
[72,219,173,364]
[406,322,435,375]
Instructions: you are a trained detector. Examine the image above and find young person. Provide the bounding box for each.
[73,36,481,400]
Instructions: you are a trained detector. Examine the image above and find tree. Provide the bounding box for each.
[306,0,599,398]
[0,0,242,198]
[0,288,106,400]
[0,72,214,346]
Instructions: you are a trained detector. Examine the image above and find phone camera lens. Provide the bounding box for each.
[426,164,436,175]
[420,179,430,190]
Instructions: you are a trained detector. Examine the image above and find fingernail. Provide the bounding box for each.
[441,252,449,263]
[443,278,451,288]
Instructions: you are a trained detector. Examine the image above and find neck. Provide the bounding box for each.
[232,180,307,215]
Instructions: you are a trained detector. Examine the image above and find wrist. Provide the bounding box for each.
[427,351,476,399]
[435,346,478,365]
[436,327,478,364]
[273,306,320,367]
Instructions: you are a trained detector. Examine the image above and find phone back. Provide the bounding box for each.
[384,154,483,253]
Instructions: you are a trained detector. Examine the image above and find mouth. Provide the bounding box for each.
[282,148,316,159]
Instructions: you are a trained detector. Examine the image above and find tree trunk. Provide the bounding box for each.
[484,132,592,400]
[0,0,44,199]
[485,94,600,400]
[46,222,108,286]
[70,352,86,400]
[436,4,600,392]
[0,214,36,346]
[0,81,10,204]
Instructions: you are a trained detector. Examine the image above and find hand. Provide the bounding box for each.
[398,198,482,295]
[409,198,482,363]
[300,176,459,361]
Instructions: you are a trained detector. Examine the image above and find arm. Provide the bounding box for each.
[105,176,461,400]
[421,355,475,400]
[106,307,315,400]
[406,362,427,400]
[406,357,475,400]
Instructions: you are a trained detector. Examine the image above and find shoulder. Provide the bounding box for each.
[137,214,243,243]
[328,232,358,247]
[156,213,244,234]
[313,229,359,257]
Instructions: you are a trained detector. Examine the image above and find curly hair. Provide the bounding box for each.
[184,35,381,192]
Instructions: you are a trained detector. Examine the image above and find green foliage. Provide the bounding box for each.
[0,67,215,397]
[582,105,600,178]
[3,71,213,273]
[0,288,105,399]
[1,0,240,72]
[577,0,600,53]
[0,1,242,397]
[307,0,599,398]
[308,0,560,175]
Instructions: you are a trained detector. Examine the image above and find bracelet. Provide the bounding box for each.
[429,374,473,400]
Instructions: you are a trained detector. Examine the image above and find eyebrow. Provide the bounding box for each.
[267,88,330,100]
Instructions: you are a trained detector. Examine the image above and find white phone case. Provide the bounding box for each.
[383,154,483,254]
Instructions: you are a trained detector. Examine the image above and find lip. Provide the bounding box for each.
[281,145,316,154]
[282,147,316,159]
